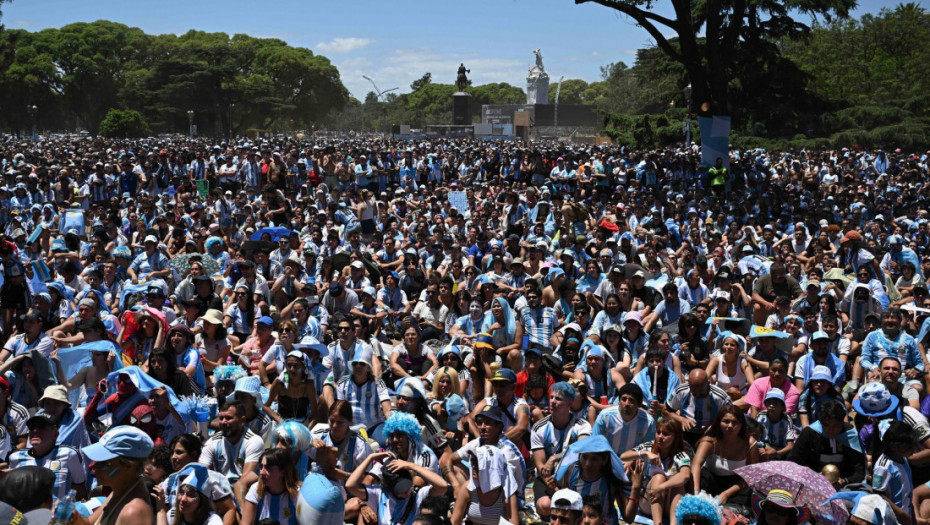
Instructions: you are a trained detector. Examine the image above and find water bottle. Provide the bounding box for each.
[52,490,76,525]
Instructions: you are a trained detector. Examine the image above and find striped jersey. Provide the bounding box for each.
[245,483,299,525]
[2,401,28,440]
[486,395,530,436]
[309,427,371,489]
[666,384,731,427]
[872,454,912,515]
[560,468,620,525]
[522,306,558,349]
[591,406,655,454]
[756,410,798,449]
[455,436,526,489]
[199,430,265,483]
[8,445,85,501]
[531,415,591,457]
[332,375,390,428]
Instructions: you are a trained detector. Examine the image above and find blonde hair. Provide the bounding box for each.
[431,366,461,399]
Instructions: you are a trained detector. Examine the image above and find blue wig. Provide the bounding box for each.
[674,492,722,525]
[383,412,421,443]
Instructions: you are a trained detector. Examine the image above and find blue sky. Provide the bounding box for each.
[3,0,894,101]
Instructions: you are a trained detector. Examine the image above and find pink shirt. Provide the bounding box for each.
[744,376,800,414]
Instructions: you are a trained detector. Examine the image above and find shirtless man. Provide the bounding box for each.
[81,426,156,525]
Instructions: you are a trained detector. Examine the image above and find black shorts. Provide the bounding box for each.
[0,281,28,311]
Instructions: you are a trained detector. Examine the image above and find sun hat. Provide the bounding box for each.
[38,385,71,407]
[751,489,811,524]
[623,311,644,327]
[200,309,224,325]
[853,382,899,417]
[82,425,154,462]
[233,376,262,404]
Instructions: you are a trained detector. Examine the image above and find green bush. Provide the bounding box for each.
[98,109,151,138]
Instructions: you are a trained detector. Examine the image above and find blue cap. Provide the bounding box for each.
[490,368,517,384]
[82,425,154,462]
[763,388,786,404]
[257,316,274,327]
[811,330,831,342]
[810,365,833,383]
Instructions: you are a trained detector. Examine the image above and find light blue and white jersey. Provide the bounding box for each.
[561,469,619,525]
[245,483,300,525]
[332,375,390,428]
[861,329,923,373]
[872,454,912,516]
[522,306,558,349]
[666,383,731,428]
[591,406,655,455]
[530,415,591,457]
[8,445,85,502]
[309,427,371,490]
[2,332,54,358]
[756,410,798,449]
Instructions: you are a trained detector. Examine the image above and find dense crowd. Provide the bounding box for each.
[0,135,923,525]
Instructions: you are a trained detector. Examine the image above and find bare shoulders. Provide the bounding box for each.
[114,497,154,525]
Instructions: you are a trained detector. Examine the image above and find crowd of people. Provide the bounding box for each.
[0,134,923,525]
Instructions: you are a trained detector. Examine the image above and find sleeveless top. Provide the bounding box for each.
[716,354,748,393]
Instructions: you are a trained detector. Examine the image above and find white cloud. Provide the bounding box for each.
[315,37,374,54]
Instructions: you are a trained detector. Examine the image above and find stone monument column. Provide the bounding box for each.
[527,49,549,104]
[453,63,473,125]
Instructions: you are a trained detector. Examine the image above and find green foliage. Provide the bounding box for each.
[410,72,431,92]
[0,20,349,134]
[98,108,151,138]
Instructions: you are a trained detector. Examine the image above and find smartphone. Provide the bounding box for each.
[522,335,530,350]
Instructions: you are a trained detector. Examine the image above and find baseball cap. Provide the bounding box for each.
[811,330,831,342]
[256,316,274,327]
[144,235,158,244]
[25,412,57,429]
[490,368,517,384]
[349,261,364,270]
[810,365,833,383]
[763,388,786,405]
[475,405,504,423]
[551,489,584,512]
[82,425,154,462]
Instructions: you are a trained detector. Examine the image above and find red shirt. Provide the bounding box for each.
[515,370,555,398]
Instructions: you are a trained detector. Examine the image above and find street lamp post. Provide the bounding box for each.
[683,83,693,145]
[362,75,398,133]
[554,76,565,129]
[27,105,37,141]
[187,110,195,139]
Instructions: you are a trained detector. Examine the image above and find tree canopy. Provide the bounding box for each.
[574,0,855,120]
[0,20,349,135]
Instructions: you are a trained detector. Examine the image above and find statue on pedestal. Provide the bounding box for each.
[456,64,470,92]
[527,49,550,104]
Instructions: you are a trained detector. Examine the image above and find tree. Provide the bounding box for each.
[548,79,588,105]
[98,108,150,137]
[574,0,855,154]
[410,72,431,92]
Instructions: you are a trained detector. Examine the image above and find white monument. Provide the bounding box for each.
[527,49,549,105]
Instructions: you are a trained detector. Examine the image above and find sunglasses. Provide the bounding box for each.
[337,326,352,332]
